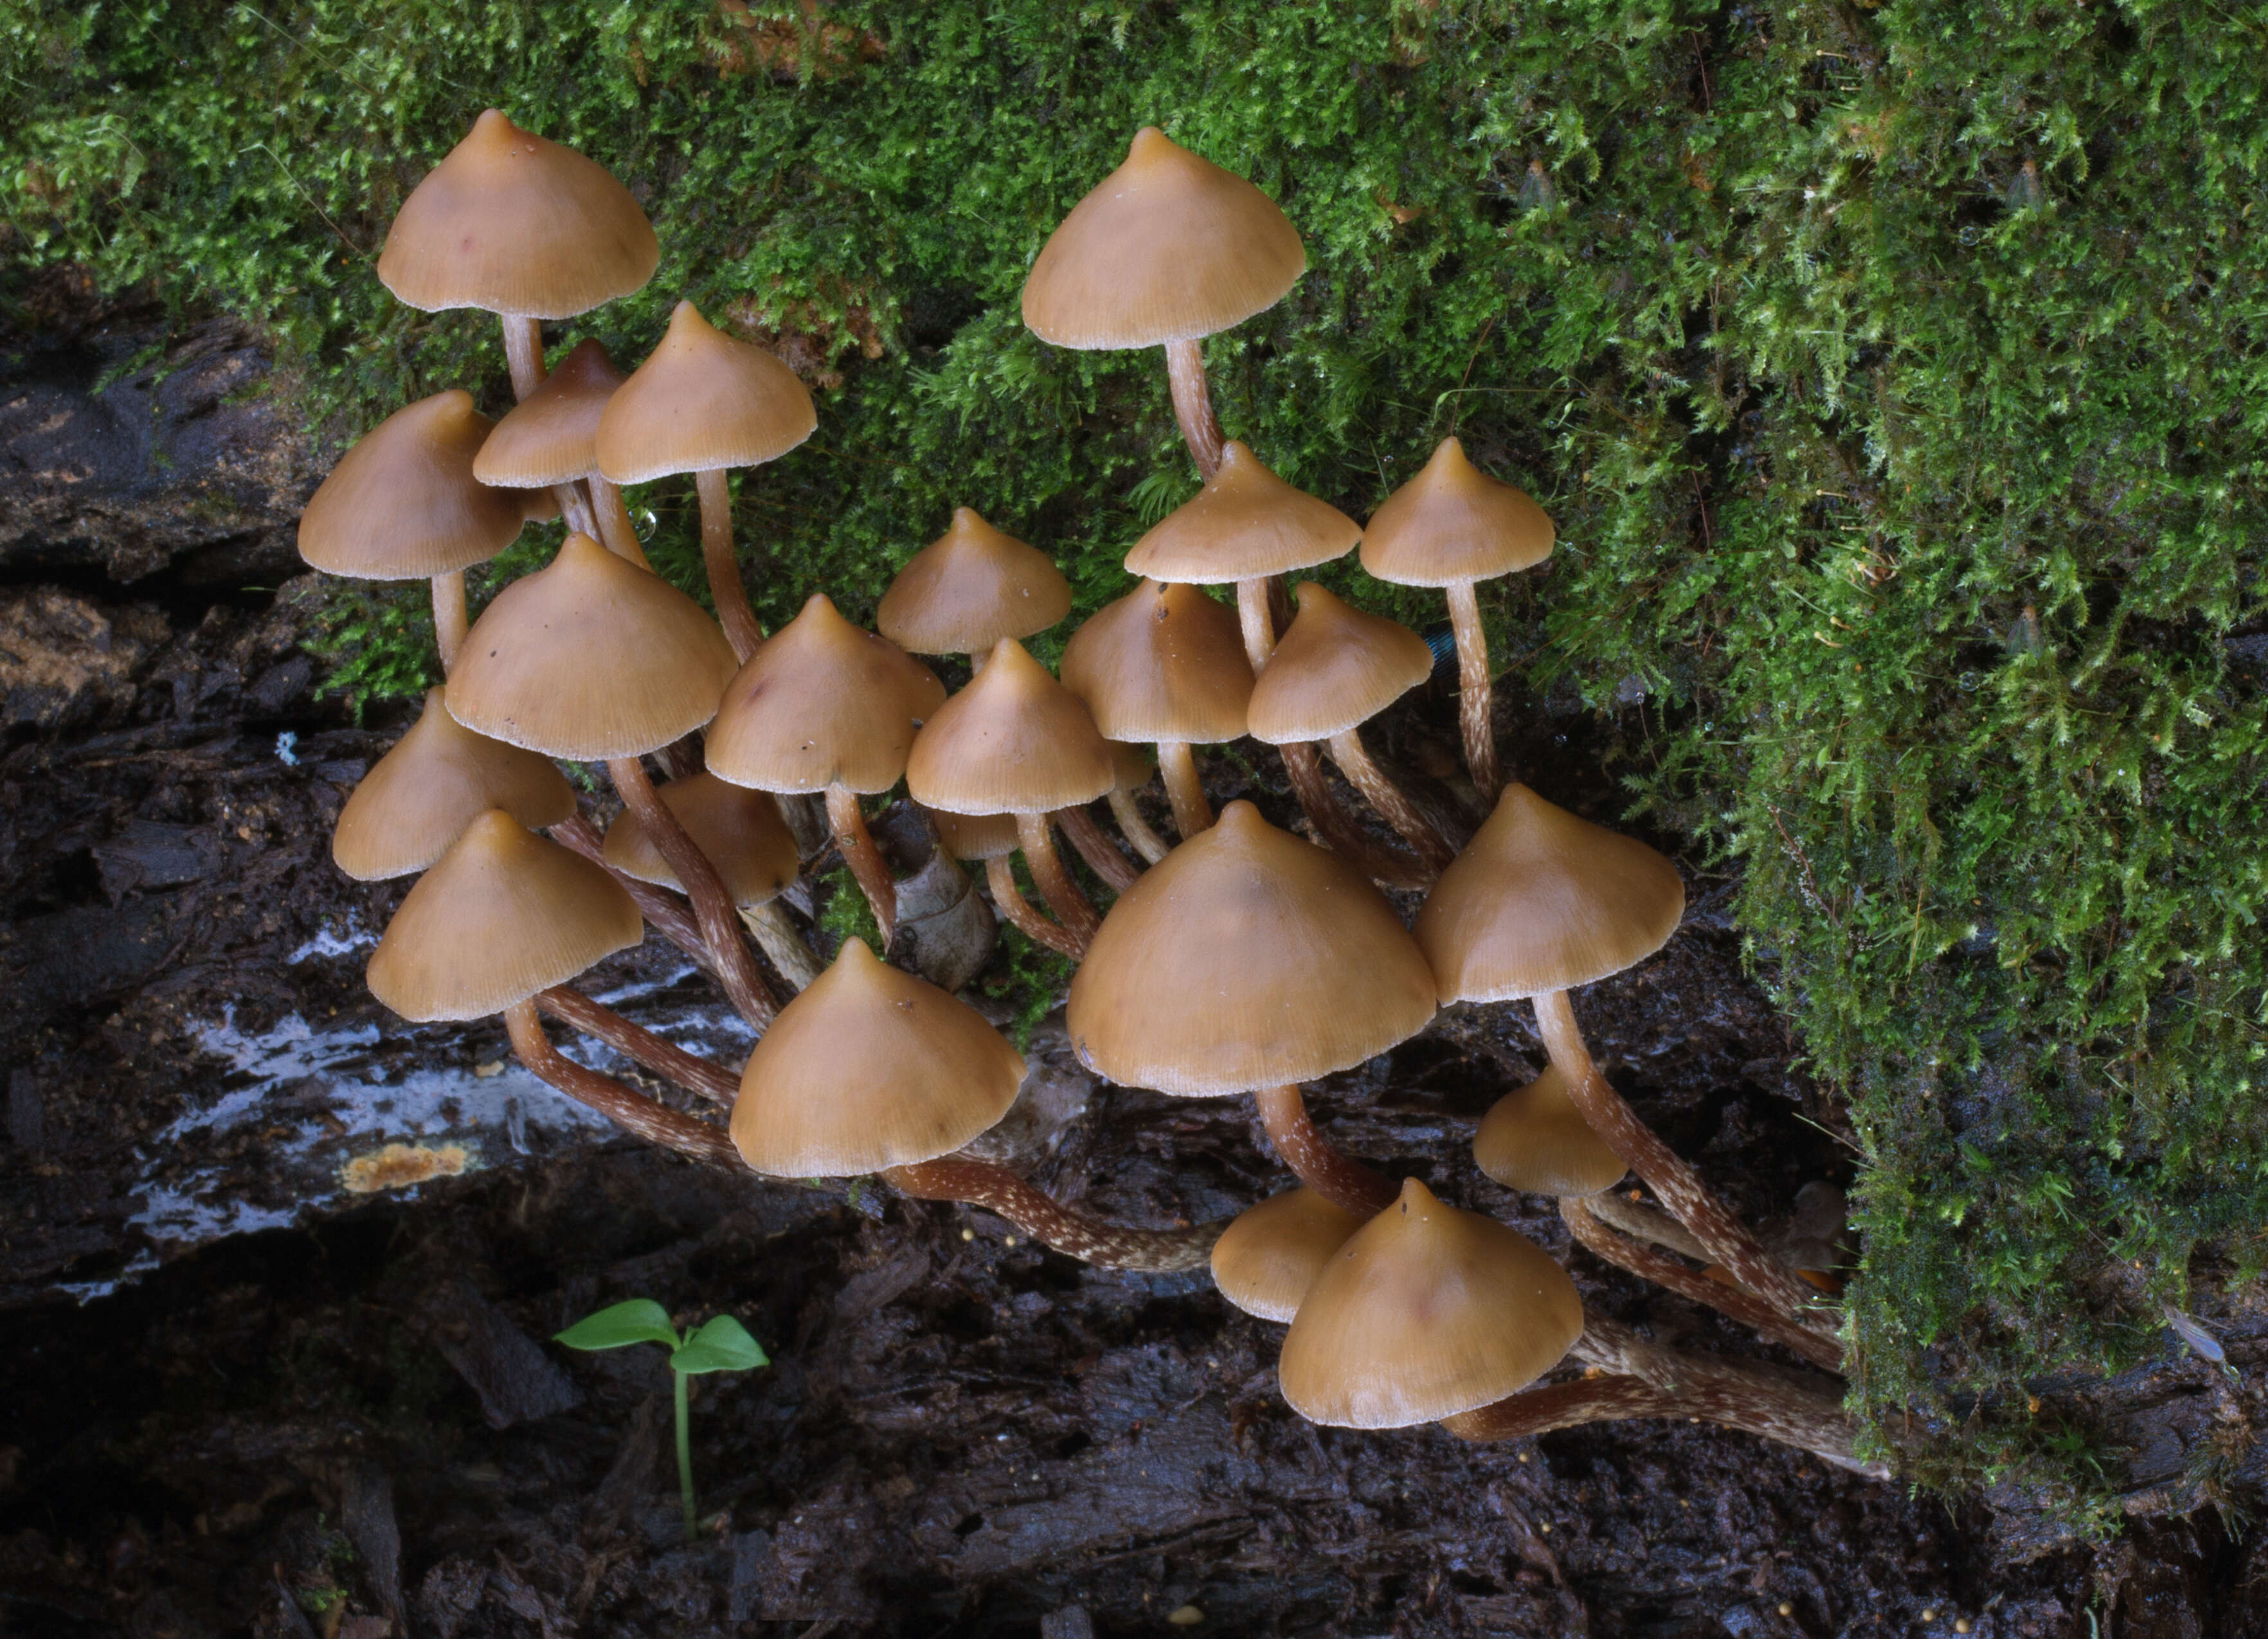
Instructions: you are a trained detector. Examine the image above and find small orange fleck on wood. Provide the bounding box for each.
[343,1142,470,1193]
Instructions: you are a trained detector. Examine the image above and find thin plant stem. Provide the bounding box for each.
[885,1155,1221,1271]
[1281,742,1430,889]
[591,475,654,569]
[1056,803,1139,891]
[1236,577,1276,672]
[1325,726,1455,870]
[500,315,546,400]
[501,1000,742,1168]
[1015,812,1099,954]
[986,855,1082,958]
[609,757,777,1027]
[1445,579,1500,800]
[1108,786,1171,864]
[1163,337,1223,479]
[536,985,739,1107]
[696,467,764,662]
[674,1366,698,1539]
[1252,1084,1396,1215]
[1157,740,1212,837]
[825,782,897,947]
[741,900,822,990]
[432,571,468,674]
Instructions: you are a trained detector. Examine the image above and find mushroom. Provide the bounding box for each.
[332,688,577,881]
[1102,742,1171,866]
[1362,436,1554,802]
[1021,127,1304,479]
[473,337,647,563]
[876,508,1074,674]
[601,770,817,989]
[1472,1065,1628,1199]
[1210,1187,1364,1323]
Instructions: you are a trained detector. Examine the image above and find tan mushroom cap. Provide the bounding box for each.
[875,508,1073,656]
[1246,583,1434,744]
[333,688,577,881]
[1416,784,1686,1003]
[601,773,799,908]
[473,339,627,488]
[1124,442,1360,584]
[1022,127,1304,350]
[705,593,946,795]
[446,532,738,760]
[1059,580,1253,744]
[298,390,525,579]
[366,810,642,1021]
[1472,1066,1628,1197]
[906,639,1115,816]
[594,301,817,483]
[1065,800,1436,1096]
[1111,741,1156,794]
[1278,1177,1584,1428]
[932,808,1021,863]
[1361,436,1555,588]
[377,109,659,319]
[1211,1188,1366,1323]
[732,938,1023,1175]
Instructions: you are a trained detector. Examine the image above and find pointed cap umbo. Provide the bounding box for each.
[298,390,526,579]
[602,773,798,908]
[1124,441,1359,584]
[1416,784,1685,1003]
[446,532,738,760]
[333,688,577,881]
[1211,1187,1365,1323]
[1361,436,1554,588]
[732,938,1022,1175]
[473,338,627,488]
[595,301,817,483]
[876,508,1073,656]
[1022,127,1306,349]
[932,807,1021,863]
[1278,1177,1583,1428]
[1246,583,1433,744]
[377,109,659,319]
[1059,580,1253,744]
[1472,1066,1627,1197]
[906,639,1115,816]
[705,593,945,795]
[1065,800,1436,1096]
[366,810,642,1021]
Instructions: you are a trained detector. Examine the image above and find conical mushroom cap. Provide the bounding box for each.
[906,639,1115,816]
[876,508,1073,656]
[298,390,525,579]
[595,301,817,483]
[1278,1177,1584,1428]
[446,532,739,760]
[333,688,577,881]
[473,339,626,487]
[1125,442,1359,584]
[932,808,1021,863]
[1022,127,1304,349]
[1065,800,1436,1095]
[366,810,642,1021]
[1416,784,1685,1002]
[377,109,658,319]
[732,938,1023,1174]
[1059,580,1253,744]
[1211,1188,1365,1323]
[1472,1066,1628,1197]
[602,772,798,908]
[705,593,946,795]
[1361,436,1555,588]
[1246,583,1434,744]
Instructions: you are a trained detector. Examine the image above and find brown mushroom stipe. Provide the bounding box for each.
[884,1158,1220,1273]
[1104,742,1171,865]
[1250,1084,1396,1217]
[333,688,577,881]
[877,508,1074,663]
[1056,804,1140,892]
[503,1000,743,1170]
[1210,1187,1365,1323]
[536,986,739,1107]
[1362,436,1556,802]
[1471,1064,1628,1198]
[1278,1178,1583,1428]
[608,755,780,1028]
[984,857,1084,959]
[602,772,800,909]
[472,337,644,565]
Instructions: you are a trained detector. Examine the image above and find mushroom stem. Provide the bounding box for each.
[549,813,711,971]
[1445,579,1501,802]
[1056,803,1140,891]
[824,782,897,949]
[1163,337,1224,479]
[966,648,988,676]
[1236,577,1276,672]
[608,757,778,1028]
[589,476,654,569]
[1014,812,1101,955]
[1281,742,1431,890]
[985,855,1083,958]
[885,1156,1221,1273]
[1252,1084,1397,1217]
[739,900,824,990]
[1533,989,1828,1331]
[432,571,469,674]
[500,315,547,400]
[1324,727,1456,871]
[695,467,765,663]
[502,999,744,1169]
[535,985,739,1107]
[553,479,600,540]
[1108,787,1172,864]
[1584,1188,1711,1263]
[1157,740,1212,837]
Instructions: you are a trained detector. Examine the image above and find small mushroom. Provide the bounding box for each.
[472,337,645,562]
[876,508,1074,673]
[1210,1187,1365,1323]
[332,688,577,881]
[1471,1066,1628,1199]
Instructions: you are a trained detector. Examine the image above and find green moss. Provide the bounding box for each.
[12,0,2268,1507]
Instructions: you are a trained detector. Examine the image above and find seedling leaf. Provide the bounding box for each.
[555,1299,680,1352]
[672,1314,768,1375]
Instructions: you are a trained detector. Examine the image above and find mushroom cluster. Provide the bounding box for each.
[302,117,1875,1476]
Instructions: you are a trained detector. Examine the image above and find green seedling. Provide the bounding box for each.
[554,1299,768,1539]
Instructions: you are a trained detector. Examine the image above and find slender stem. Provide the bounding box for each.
[1585,1189,1711,1263]
[885,1156,1221,1273]
[696,467,764,663]
[535,986,739,1108]
[1015,812,1099,954]
[740,900,822,990]
[1107,787,1171,864]
[1056,804,1139,891]
[1252,1084,1396,1216]
[1281,742,1431,890]
[609,758,777,1028]
[673,1368,697,1540]
[986,855,1083,959]
[549,814,710,969]
[1533,989,1830,1332]
[500,316,546,400]
[1236,577,1276,672]
[554,479,599,540]
[1445,580,1500,802]
[966,649,988,676]
[825,782,897,948]
[1156,740,1212,838]
[1162,337,1224,479]
[591,476,654,569]
[501,999,744,1169]
[432,572,468,674]
[1325,727,1455,871]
